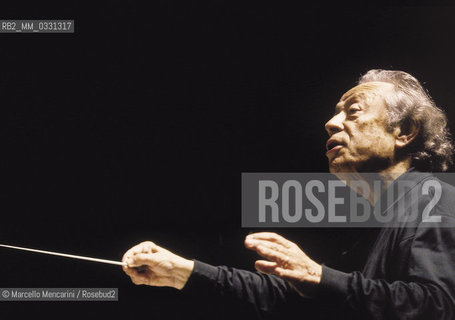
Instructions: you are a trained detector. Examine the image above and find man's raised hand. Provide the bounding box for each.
[122,241,194,290]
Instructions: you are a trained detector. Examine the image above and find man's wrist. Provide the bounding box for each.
[174,258,195,290]
[307,263,322,284]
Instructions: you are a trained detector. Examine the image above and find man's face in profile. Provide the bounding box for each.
[325,82,399,173]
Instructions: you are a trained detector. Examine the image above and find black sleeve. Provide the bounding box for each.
[182,260,305,317]
[318,215,455,320]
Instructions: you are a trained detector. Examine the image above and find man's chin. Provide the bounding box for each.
[329,157,392,174]
[328,159,355,174]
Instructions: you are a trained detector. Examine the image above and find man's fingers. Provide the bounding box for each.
[273,267,300,281]
[254,260,278,274]
[255,263,301,281]
[245,238,288,255]
[129,272,150,285]
[123,241,157,261]
[122,242,160,264]
[124,266,142,278]
[246,232,293,249]
[253,244,289,266]
[123,264,134,275]
[126,252,157,267]
[138,241,158,253]
[130,241,156,255]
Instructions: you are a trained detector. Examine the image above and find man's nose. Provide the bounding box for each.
[325,113,344,136]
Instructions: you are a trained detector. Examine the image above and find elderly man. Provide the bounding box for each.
[122,70,455,319]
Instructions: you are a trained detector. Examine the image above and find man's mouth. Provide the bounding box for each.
[326,139,344,154]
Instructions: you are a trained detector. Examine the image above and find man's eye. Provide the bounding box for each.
[347,106,361,114]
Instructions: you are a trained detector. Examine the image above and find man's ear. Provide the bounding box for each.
[395,119,420,149]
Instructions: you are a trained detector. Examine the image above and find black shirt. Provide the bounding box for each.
[183,171,455,319]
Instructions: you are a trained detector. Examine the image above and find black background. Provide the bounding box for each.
[0,1,455,319]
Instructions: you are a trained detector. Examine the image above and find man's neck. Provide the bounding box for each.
[335,160,412,205]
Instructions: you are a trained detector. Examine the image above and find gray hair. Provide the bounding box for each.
[358,69,453,172]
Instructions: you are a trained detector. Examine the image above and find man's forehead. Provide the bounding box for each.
[340,81,394,102]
